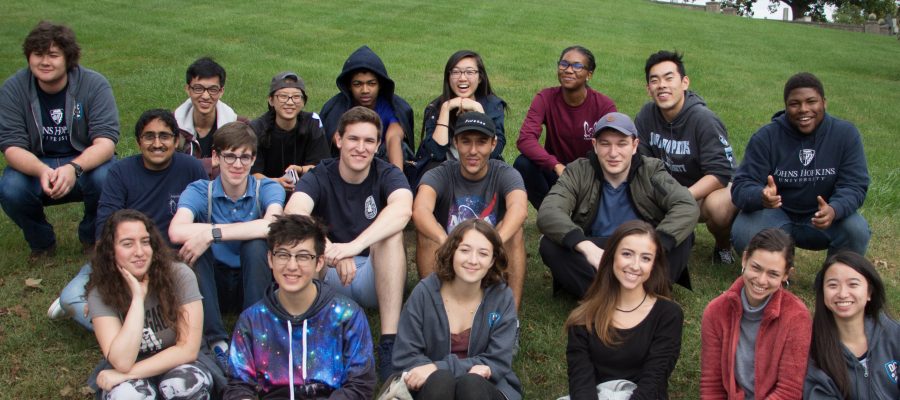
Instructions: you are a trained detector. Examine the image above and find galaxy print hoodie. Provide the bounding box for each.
[224,281,375,400]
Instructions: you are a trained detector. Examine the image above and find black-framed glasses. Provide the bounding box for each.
[558,60,586,72]
[449,69,479,78]
[219,152,254,166]
[189,85,222,95]
[139,132,176,144]
[272,251,319,265]
[274,93,303,104]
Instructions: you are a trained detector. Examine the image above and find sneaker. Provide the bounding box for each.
[47,297,68,320]
[28,244,57,263]
[712,247,735,265]
[376,338,395,383]
[212,340,229,372]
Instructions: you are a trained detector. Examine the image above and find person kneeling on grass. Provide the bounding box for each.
[392,219,522,400]
[86,209,220,399]
[561,220,683,400]
[224,214,375,400]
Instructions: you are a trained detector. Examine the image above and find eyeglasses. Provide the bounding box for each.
[189,85,222,95]
[219,152,254,166]
[558,60,586,72]
[274,93,304,104]
[450,69,479,78]
[139,132,176,144]
[272,251,319,265]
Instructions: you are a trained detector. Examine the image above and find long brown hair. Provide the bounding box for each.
[85,209,182,339]
[434,219,508,288]
[564,220,670,346]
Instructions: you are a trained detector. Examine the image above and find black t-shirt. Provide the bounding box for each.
[37,83,77,157]
[197,122,218,158]
[296,158,410,256]
[250,112,330,178]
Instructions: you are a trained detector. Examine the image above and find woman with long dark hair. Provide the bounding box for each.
[393,219,521,400]
[804,251,898,399]
[86,209,214,399]
[416,50,506,171]
[700,228,811,399]
[563,220,683,400]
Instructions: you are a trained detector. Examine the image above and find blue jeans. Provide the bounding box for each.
[323,254,378,309]
[60,263,93,331]
[195,239,271,343]
[513,154,558,210]
[732,208,870,256]
[0,155,113,250]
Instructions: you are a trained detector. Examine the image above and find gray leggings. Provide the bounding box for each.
[102,361,212,400]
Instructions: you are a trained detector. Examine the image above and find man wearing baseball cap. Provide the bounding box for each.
[249,71,330,192]
[413,111,528,308]
[537,112,698,298]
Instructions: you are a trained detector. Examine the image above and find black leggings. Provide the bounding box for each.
[414,369,505,400]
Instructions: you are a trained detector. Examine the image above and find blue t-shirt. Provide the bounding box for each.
[296,158,410,256]
[177,176,285,267]
[374,98,398,140]
[590,181,640,237]
[97,153,207,245]
[37,83,77,157]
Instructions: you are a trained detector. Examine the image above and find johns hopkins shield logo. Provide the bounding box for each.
[799,149,816,167]
[50,108,63,125]
[364,195,377,219]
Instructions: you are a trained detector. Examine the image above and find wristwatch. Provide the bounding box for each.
[66,161,84,177]
[211,225,222,243]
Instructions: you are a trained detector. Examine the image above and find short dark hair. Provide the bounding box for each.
[22,21,80,71]
[212,121,257,155]
[337,106,382,138]
[745,228,795,274]
[434,219,508,288]
[784,72,825,102]
[185,57,226,86]
[134,109,179,141]
[644,50,686,83]
[559,45,596,72]
[267,214,327,255]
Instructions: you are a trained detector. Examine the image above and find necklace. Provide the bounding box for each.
[616,292,648,313]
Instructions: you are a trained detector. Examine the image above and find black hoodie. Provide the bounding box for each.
[320,45,415,159]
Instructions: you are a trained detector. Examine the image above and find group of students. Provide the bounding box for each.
[1,20,895,399]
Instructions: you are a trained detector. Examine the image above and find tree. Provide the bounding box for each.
[722,0,896,20]
[834,2,866,23]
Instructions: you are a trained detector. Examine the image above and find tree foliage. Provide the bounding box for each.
[721,0,896,21]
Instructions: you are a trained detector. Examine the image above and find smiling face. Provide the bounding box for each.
[337,121,379,177]
[454,131,496,180]
[28,43,68,92]
[741,249,790,307]
[185,76,223,117]
[449,57,481,99]
[214,146,254,188]
[350,71,379,109]
[139,118,177,171]
[269,87,305,122]
[612,233,656,292]
[114,220,153,280]
[269,238,324,295]
[557,49,593,91]
[452,229,495,285]
[646,61,689,120]
[593,130,638,183]
[785,87,826,135]
[823,262,870,322]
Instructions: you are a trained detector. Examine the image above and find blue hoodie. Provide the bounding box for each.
[731,111,868,220]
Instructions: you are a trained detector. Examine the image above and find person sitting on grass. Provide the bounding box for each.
[804,251,899,400]
[700,228,811,399]
[561,220,683,400]
[224,214,375,400]
[392,219,522,400]
[86,209,218,399]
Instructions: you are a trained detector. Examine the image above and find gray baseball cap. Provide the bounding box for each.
[269,71,306,96]
[592,112,638,138]
[454,111,496,137]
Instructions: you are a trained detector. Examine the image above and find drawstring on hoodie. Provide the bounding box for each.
[286,319,309,400]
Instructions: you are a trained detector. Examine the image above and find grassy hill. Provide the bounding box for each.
[0,0,897,398]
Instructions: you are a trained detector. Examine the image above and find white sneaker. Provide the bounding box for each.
[47,297,68,320]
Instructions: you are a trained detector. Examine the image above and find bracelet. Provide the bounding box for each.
[436,123,449,128]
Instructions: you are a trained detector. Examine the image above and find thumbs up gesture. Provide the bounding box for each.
[761,175,782,208]
[811,195,835,229]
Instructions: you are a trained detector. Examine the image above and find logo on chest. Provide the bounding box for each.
[50,108,64,125]
[799,149,815,167]
[364,195,377,219]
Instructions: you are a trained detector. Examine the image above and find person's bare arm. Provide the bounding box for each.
[385,122,405,170]
[412,185,448,244]
[494,190,527,242]
[688,174,725,201]
[324,189,413,261]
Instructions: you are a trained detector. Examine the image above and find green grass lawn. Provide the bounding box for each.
[1,0,898,398]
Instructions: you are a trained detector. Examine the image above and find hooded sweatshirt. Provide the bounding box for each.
[732,112,869,220]
[320,45,415,159]
[804,313,900,400]
[392,274,523,400]
[635,91,734,188]
[225,281,376,400]
[174,97,239,157]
